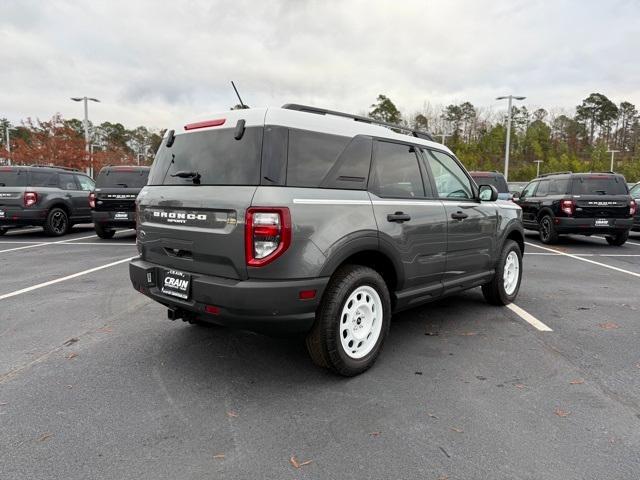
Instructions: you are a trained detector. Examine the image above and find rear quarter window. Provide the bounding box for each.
[29,171,59,187]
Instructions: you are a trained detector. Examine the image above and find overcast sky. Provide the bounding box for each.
[1,0,639,130]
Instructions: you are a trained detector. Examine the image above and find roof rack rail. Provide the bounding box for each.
[29,164,82,172]
[282,103,435,142]
[537,171,572,178]
[586,171,616,174]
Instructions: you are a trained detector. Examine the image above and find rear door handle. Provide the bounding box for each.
[387,212,411,223]
[451,211,468,220]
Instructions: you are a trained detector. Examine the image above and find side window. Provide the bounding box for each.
[422,149,473,199]
[29,171,59,187]
[548,179,568,195]
[286,129,350,187]
[630,184,640,197]
[520,181,537,198]
[320,136,372,190]
[535,179,549,197]
[75,175,94,191]
[369,141,425,198]
[59,173,78,190]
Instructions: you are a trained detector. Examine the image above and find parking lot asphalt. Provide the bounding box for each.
[1,226,640,479]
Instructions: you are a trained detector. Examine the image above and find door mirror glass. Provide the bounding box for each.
[478,184,499,201]
[512,191,521,199]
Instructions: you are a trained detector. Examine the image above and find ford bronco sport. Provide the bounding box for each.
[129,105,525,376]
[0,165,95,236]
[90,165,150,239]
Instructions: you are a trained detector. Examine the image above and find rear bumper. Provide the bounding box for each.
[92,210,136,229]
[632,215,640,232]
[0,207,46,228]
[555,217,633,233]
[129,258,328,334]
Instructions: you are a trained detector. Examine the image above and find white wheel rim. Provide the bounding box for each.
[503,250,520,295]
[339,285,383,359]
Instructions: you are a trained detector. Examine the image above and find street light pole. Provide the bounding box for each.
[496,95,526,181]
[439,132,452,145]
[606,149,620,172]
[534,159,543,177]
[71,96,100,172]
[5,125,10,166]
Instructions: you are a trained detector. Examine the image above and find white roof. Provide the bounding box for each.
[169,107,453,155]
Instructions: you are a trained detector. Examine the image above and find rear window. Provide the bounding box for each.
[96,169,149,188]
[571,176,628,195]
[0,169,27,187]
[148,127,263,185]
[471,174,508,193]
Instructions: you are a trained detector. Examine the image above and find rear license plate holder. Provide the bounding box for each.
[161,269,191,300]
[0,210,5,218]
[595,218,609,227]
[114,212,129,220]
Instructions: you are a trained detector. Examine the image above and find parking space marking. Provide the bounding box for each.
[0,257,135,301]
[525,252,640,257]
[0,241,135,247]
[525,242,640,278]
[507,303,553,332]
[0,234,98,254]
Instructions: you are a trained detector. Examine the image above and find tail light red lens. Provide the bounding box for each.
[23,191,38,207]
[631,200,637,216]
[88,192,96,209]
[560,199,575,216]
[245,207,291,267]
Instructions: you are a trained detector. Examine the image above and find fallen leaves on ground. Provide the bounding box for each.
[37,432,53,442]
[514,383,527,389]
[424,332,440,336]
[213,453,225,459]
[290,455,313,469]
[66,352,78,360]
[415,371,423,375]
[438,475,449,480]
[598,322,620,330]
[450,427,464,433]
[369,431,381,437]
[428,413,439,419]
[63,337,78,346]
[635,363,640,369]
[226,410,238,418]
[97,326,113,333]
[459,332,478,336]
[554,408,571,417]
[569,379,585,385]
[65,385,73,389]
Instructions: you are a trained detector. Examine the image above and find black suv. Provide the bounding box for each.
[515,172,635,245]
[90,166,150,239]
[0,165,95,236]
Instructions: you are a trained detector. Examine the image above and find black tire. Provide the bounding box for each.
[43,207,69,236]
[306,265,391,376]
[0,228,6,236]
[94,223,116,239]
[539,214,559,244]
[605,230,628,246]
[482,239,523,306]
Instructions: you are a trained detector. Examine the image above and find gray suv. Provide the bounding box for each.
[0,165,95,236]
[129,105,525,376]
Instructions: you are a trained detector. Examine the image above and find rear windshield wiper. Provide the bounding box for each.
[116,183,128,188]
[171,171,201,185]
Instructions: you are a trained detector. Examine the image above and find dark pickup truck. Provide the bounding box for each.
[90,166,150,239]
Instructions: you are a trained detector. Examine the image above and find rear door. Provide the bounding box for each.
[368,140,447,293]
[421,148,498,285]
[138,122,264,281]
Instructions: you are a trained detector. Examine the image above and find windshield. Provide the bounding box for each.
[0,169,28,187]
[471,174,509,193]
[571,176,628,195]
[148,127,263,186]
[96,169,149,188]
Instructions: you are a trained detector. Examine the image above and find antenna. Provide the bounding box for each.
[231,81,248,109]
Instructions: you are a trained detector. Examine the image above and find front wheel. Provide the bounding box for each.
[306,265,391,376]
[482,239,523,305]
[605,230,628,246]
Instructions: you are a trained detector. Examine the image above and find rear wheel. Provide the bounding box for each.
[306,265,391,376]
[0,228,6,236]
[539,215,558,244]
[43,208,69,236]
[605,230,628,246]
[482,239,523,305]
[94,223,116,239]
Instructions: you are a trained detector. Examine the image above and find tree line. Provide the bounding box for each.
[1,91,639,182]
[368,92,640,182]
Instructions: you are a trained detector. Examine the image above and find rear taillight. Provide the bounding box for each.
[23,191,38,207]
[245,207,291,267]
[88,192,96,209]
[560,199,575,216]
[631,200,637,216]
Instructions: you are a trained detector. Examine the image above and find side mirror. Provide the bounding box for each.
[478,184,499,202]
[512,191,521,199]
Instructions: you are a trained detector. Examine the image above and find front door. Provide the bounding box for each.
[368,140,447,294]
[420,148,498,286]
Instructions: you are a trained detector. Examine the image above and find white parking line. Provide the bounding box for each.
[0,257,135,301]
[0,234,97,254]
[0,241,135,246]
[525,241,640,278]
[507,303,553,332]
[525,252,640,257]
